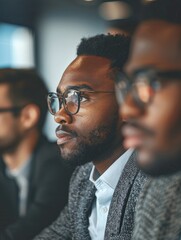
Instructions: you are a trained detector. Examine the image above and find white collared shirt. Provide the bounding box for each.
[88,148,134,240]
[6,157,32,216]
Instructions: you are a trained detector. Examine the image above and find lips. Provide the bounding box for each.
[122,125,144,149]
[55,128,75,145]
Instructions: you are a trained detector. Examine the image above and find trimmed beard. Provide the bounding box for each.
[59,118,122,168]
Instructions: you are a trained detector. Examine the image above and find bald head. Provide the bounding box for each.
[125,20,181,74]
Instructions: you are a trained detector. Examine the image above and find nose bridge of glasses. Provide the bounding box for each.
[54,102,73,124]
[55,93,70,116]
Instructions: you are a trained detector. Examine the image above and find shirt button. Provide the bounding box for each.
[102,206,108,213]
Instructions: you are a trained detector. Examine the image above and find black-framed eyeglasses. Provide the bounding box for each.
[115,68,181,107]
[0,106,25,114]
[47,89,114,115]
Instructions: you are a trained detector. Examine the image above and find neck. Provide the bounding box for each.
[3,130,40,170]
[93,144,125,175]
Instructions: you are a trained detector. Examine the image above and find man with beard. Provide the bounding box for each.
[0,68,73,240]
[34,34,148,240]
[115,0,181,239]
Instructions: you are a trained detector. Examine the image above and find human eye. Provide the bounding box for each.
[79,94,89,103]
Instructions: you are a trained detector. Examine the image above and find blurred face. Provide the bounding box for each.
[0,84,24,153]
[53,55,122,167]
[119,21,181,176]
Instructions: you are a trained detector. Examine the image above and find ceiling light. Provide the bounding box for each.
[99,1,131,21]
[76,0,96,5]
[142,0,157,3]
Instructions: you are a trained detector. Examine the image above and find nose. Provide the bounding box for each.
[120,93,145,121]
[54,107,73,125]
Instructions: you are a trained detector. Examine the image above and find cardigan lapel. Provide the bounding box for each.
[74,176,96,240]
[105,151,139,238]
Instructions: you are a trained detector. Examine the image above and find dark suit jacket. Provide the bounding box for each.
[0,136,73,240]
[34,151,148,240]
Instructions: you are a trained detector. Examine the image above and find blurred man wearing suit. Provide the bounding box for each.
[0,68,73,240]
[115,0,181,239]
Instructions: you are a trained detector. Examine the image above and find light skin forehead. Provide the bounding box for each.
[58,55,114,92]
[125,20,181,73]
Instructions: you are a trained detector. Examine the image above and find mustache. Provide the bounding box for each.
[55,125,77,137]
[124,120,155,136]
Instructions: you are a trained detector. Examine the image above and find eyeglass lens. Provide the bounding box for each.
[116,72,154,106]
[64,90,79,114]
[132,80,153,104]
[48,90,80,115]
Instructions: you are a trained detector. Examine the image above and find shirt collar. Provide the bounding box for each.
[6,156,32,180]
[89,148,134,190]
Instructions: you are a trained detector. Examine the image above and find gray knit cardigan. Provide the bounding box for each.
[34,151,148,240]
[132,171,181,240]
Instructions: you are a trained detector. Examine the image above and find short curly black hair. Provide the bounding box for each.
[77,34,130,72]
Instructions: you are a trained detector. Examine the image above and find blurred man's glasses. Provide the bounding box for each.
[115,69,181,107]
[0,106,25,114]
[47,89,114,115]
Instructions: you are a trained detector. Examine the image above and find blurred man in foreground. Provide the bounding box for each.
[0,68,72,240]
[115,0,181,239]
[34,34,147,240]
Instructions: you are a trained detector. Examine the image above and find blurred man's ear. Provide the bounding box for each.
[20,104,40,130]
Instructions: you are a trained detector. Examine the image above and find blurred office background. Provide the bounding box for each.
[0,0,141,139]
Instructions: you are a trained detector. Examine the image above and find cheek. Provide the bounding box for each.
[74,112,108,135]
[0,116,11,132]
[0,118,18,140]
[73,100,120,135]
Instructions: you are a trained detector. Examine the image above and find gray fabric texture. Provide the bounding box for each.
[34,151,148,240]
[132,171,181,240]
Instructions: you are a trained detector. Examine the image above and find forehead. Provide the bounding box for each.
[58,55,114,92]
[125,20,181,73]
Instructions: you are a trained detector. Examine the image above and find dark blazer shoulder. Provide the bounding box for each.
[29,136,73,182]
[31,137,60,167]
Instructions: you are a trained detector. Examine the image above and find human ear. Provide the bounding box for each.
[20,104,40,130]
